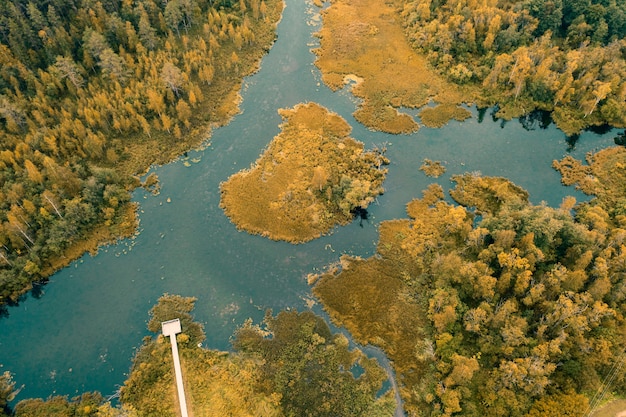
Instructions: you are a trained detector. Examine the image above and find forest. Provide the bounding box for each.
[0,0,282,304]
[401,0,626,134]
[2,0,626,415]
[313,147,626,416]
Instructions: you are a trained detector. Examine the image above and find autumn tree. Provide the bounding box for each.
[0,0,284,305]
[160,62,185,96]
[50,56,85,90]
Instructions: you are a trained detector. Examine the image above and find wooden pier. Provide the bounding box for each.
[162,319,189,417]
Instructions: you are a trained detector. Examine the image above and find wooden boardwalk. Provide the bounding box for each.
[162,319,189,417]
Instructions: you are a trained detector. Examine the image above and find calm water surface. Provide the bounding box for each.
[0,0,617,402]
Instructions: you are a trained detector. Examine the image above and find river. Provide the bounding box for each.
[0,0,617,405]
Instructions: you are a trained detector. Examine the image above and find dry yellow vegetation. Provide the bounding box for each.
[419,104,472,128]
[419,159,447,178]
[220,102,388,243]
[590,399,626,417]
[313,0,475,133]
[553,146,626,208]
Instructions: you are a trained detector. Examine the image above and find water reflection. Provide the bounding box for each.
[566,133,580,151]
[518,110,553,131]
[0,0,620,405]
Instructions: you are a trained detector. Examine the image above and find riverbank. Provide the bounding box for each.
[0,0,285,305]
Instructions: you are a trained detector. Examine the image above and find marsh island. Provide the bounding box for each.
[220,102,388,243]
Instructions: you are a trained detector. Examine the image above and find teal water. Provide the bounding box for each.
[0,0,618,403]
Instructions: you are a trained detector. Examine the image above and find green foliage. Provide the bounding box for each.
[234,310,394,417]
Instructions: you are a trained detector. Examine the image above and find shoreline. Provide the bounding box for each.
[0,0,286,307]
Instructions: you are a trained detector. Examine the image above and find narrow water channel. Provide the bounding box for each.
[0,0,617,404]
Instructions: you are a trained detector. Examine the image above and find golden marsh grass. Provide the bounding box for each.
[554,146,626,206]
[312,194,462,415]
[313,0,473,133]
[220,102,388,243]
[419,159,446,178]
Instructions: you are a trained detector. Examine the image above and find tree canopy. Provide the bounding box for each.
[314,169,626,416]
[0,0,283,304]
[401,0,626,134]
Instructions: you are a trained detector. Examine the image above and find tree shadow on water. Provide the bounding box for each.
[477,107,488,123]
[586,124,613,136]
[490,105,499,122]
[567,125,617,152]
[519,110,552,131]
[565,133,580,152]
[0,281,47,321]
[484,105,509,128]
[352,207,370,228]
[30,282,45,299]
[479,106,551,131]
